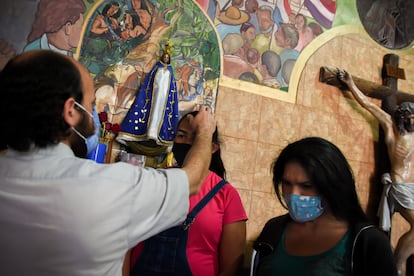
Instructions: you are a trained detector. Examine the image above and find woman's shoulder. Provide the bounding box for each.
[253,214,290,255]
[206,172,242,197]
[351,222,389,243]
[256,215,290,240]
[260,214,291,235]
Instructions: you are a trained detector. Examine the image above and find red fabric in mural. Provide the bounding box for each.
[304,0,336,29]
[196,0,209,11]
[284,0,292,16]
[321,0,337,13]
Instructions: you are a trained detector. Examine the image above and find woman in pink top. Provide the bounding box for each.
[128,111,248,276]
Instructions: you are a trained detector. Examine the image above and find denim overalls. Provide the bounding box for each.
[131,179,228,276]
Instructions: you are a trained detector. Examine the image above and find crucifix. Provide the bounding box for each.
[319,54,414,276]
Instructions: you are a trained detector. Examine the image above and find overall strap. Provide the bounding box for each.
[183,179,228,230]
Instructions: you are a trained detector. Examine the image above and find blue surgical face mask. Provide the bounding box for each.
[72,101,100,155]
[86,107,101,155]
[284,194,324,222]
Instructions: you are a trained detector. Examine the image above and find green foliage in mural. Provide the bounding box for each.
[158,0,220,81]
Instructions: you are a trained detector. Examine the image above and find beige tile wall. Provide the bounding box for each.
[215,33,414,269]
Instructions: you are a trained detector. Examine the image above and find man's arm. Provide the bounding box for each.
[181,106,216,195]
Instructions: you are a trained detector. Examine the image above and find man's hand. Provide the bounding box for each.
[188,105,216,139]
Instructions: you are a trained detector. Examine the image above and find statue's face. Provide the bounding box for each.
[404,114,414,133]
[395,103,414,134]
[161,53,170,64]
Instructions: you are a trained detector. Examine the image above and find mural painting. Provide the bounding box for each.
[76,0,221,160]
[0,0,221,165]
[78,0,221,127]
[199,0,336,92]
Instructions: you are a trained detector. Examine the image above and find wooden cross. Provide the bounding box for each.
[319,54,410,115]
[320,54,414,275]
[319,53,409,224]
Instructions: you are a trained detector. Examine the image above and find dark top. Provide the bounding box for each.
[252,214,397,276]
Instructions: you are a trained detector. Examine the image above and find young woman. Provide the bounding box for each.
[129,111,248,276]
[252,137,397,275]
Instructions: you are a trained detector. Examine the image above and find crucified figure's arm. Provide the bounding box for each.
[337,69,395,148]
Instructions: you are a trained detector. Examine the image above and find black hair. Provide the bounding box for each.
[240,22,254,33]
[0,50,83,151]
[394,102,414,134]
[178,111,226,179]
[271,137,367,224]
[102,2,121,19]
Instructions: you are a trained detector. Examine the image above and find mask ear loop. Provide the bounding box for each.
[71,126,87,143]
[74,101,93,118]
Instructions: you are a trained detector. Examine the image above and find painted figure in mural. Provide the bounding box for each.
[81,1,126,76]
[274,23,299,85]
[251,5,275,55]
[90,1,121,41]
[294,13,307,52]
[80,0,154,77]
[116,42,179,154]
[23,0,86,57]
[245,0,260,35]
[245,47,263,83]
[338,69,414,276]
[222,33,254,80]
[216,4,250,41]
[304,22,323,45]
[124,0,154,48]
[260,50,281,89]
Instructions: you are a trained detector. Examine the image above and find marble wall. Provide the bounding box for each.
[214,31,414,269]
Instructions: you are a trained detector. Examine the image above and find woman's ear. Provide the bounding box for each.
[63,97,78,126]
[212,143,220,154]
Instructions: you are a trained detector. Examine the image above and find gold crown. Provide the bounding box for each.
[163,40,172,56]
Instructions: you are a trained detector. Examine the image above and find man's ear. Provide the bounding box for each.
[63,97,78,126]
[212,143,220,154]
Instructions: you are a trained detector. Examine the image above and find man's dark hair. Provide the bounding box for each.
[0,50,84,151]
[271,137,368,224]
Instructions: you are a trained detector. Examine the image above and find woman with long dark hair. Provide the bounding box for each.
[252,137,397,275]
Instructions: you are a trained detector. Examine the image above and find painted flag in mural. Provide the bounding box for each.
[304,0,336,29]
[274,0,292,24]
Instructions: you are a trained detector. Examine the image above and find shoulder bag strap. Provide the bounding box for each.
[183,179,228,230]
